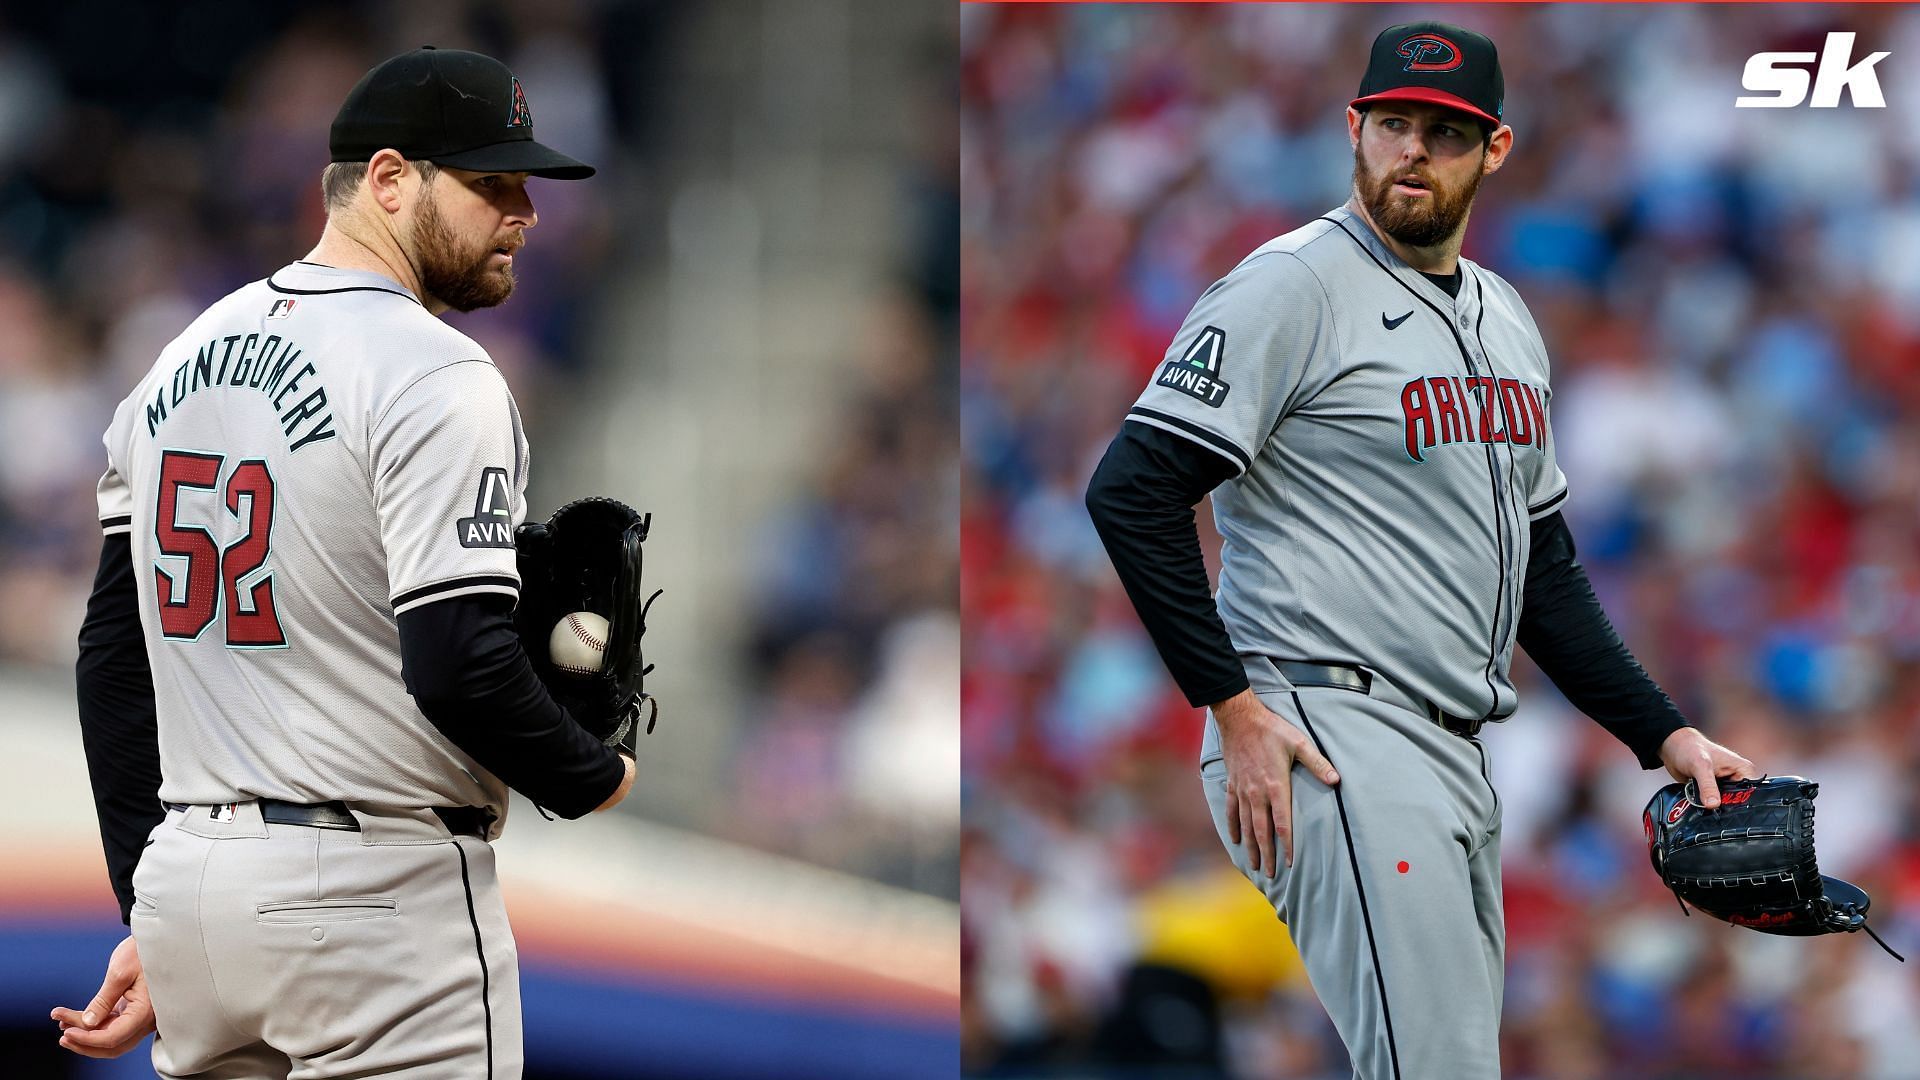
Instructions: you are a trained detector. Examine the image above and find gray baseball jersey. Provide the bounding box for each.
[1127,206,1567,760]
[95,261,528,825]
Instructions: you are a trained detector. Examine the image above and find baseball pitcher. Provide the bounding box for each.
[1086,22,1759,1078]
[59,48,653,1078]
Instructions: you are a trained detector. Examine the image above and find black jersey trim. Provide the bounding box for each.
[392,575,520,610]
[454,841,495,1080]
[1527,486,1569,520]
[100,514,132,530]
[266,272,422,305]
[1468,275,1520,719]
[1291,692,1402,1080]
[1325,217,1510,721]
[1470,735,1500,848]
[1126,408,1253,474]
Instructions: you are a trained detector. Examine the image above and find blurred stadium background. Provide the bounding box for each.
[962,4,1920,1079]
[0,1,956,1077]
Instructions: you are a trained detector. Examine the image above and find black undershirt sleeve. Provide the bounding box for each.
[75,533,166,926]
[1086,421,1248,707]
[1518,511,1689,769]
[397,593,627,819]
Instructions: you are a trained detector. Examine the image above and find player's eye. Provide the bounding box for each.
[477,176,499,188]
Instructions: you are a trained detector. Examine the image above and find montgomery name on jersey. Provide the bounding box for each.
[135,319,335,454]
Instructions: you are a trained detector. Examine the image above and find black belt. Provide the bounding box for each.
[165,800,492,838]
[1270,660,1486,738]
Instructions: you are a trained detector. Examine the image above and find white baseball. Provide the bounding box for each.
[549,612,609,677]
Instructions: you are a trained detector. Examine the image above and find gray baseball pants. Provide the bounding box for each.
[1201,669,1503,1079]
[130,801,521,1078]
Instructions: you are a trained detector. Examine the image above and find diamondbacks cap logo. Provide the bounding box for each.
[267,298,297,319]
[457,467,515,548]
[1398,33,1464,72]
[507,77,532,129]
[1155,325,1232,408]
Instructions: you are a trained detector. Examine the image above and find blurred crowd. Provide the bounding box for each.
[0,1,958,900]
[961,5,1920,1078]
[730,52,962,898]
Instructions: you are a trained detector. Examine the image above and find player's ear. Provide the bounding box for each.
[1347,106,1365,147]
[1481,125,1513,177]
[364,149,409,214]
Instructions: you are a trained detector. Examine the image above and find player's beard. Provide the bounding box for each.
[1353,145,1483,249]
[411,184,516,313]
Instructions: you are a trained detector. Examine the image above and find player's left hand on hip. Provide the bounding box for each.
[1658,726,1758,809]
[50,934,156,1058]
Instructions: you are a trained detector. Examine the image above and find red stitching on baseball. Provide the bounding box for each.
[567,614,606,651]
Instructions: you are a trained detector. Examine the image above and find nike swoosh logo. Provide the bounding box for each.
[1383,311,1413,330]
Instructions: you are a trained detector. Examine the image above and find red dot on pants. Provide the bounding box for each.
[1397,861,1410,874]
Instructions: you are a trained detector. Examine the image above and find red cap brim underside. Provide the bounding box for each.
[1350,88,1500,128]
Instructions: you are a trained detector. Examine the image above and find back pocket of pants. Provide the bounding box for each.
[256,897,399,924]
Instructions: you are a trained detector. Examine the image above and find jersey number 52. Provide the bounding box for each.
[154,449,286,648]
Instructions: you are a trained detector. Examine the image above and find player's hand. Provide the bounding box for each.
[1214,688,1340,878]
[50,935,156,1058]
[1658,726,1758,808]
[593,752,637,812]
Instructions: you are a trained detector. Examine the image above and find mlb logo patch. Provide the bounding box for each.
[267,298,297,319]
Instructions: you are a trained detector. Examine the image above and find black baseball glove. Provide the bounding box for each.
[1644,775,1901,960]
[514,497,662,755]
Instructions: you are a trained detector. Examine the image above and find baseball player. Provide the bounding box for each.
[58,47,634,1077]
[1086,22,1758,1078]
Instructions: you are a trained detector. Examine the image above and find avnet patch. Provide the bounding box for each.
[1157,325,1231,407]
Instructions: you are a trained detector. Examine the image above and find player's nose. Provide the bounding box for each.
[503,186,537,229]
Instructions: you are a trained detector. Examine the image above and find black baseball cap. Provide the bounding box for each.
[330,46,594,180]
[1350,22,1504,129]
